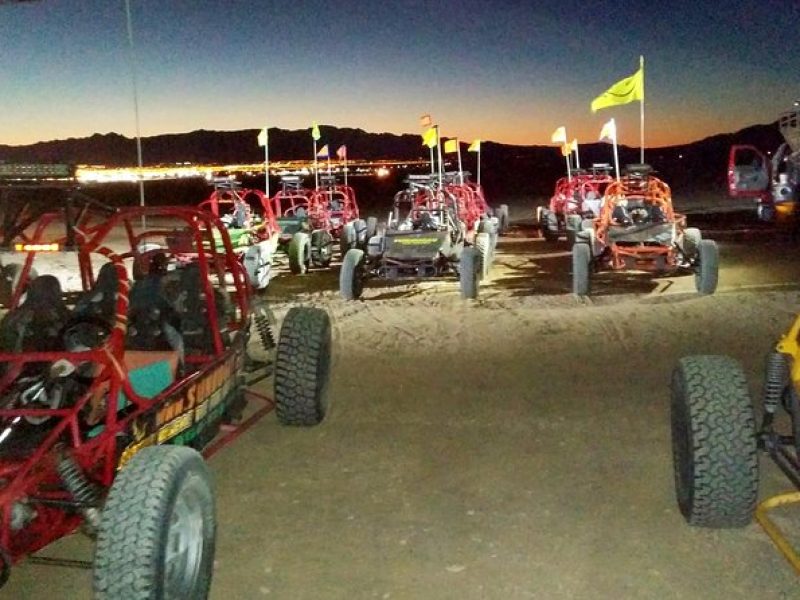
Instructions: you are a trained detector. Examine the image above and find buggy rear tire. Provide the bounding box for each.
[475,232,492,279]
[288,232,311,275]
[459,247,480,299]
[682,227,702,258]
[496,204,510,235]
[671,355,758,527]
[695,239,718,295]
[339,223,356,260]
[93,446,216,600]
[340,248,365,301]
[572,243,591,296]
[542,211,559,242]
[310,230,334,268]
[274,306,332,426]
[366,216,378,239]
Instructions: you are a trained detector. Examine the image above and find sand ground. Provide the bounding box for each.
[4,195,800,599]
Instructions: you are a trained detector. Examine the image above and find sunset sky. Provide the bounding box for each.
[0,0,798,149]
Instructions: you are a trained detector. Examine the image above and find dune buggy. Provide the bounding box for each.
[339,174,489,300]
[728,106,800,226]
[198,179,280,290]
[443,171,508,238]
[537,164,614,243]
[570,165,719,296]
[670,311,800,572]
[0,167,332,598]
[271,174,370,274]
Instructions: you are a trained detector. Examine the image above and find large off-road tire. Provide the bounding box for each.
[671,355,758,527]
[475,232,492,279]
[340,248,365,301]
[274,307,331,426]
[496,204,510,235]
[288,232,311,275]
[572,243,591,296]
[695,239,719,295]
[310,230,334,268]
[339,223,356,260]
[93,446,216,600]
[366,216,378,239]
[353,218,368,246]
[565,214,582,246]
[542,211,559,242]
[459,247,480,299]
[478,218,498,259]
[682,227,702,258]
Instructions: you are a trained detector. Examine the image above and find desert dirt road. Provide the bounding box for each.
[6,206,800,599]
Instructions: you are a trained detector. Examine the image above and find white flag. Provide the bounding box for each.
[599,118,616,143]
[257,127,268,147]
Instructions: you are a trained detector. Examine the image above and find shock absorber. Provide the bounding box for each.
[254,303,277,353]
[762,351,790,430]
[57,453,101,533]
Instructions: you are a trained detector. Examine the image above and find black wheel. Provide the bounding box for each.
[366,216,378,239]
[310,230,334,268]
[681,227,701,258]
[565,214,581,246]
[475,232,492,279]
[288,232,311,275]
[459,247,480,299]
[353,218,368,246]
[340,248,365,300]
[695,239,719,295]
[339,223,356,260]
[93,446,216,600]
[572,243,591,296]
[671,355,758,527]
[496,204,509,235]
[542,211,559,242]
[274,306,332,426]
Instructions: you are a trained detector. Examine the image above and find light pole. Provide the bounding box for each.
[124,0,146,229]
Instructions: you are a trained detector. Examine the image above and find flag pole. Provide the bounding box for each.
[264,129,270,198]
[456,140,463,184]
[313,139,319,190]
[435,125,443,186]
[344,152,348,187]
[429,146,435,175]
[640,55,645,164]
[477,146,481,186]
[574,142,581,169]
[565,150,572,183]
[612,118,621,181]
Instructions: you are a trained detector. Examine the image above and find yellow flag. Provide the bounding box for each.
[551,126,567,144]
[570,138,578,152]
[444,139,458,154]
[468,139,480,152]
[591,62,644,113]
[421,127,437,148]
[560,143,571,157]
[311,121,321,141]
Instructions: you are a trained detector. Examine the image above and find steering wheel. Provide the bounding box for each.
[60,315,114,351]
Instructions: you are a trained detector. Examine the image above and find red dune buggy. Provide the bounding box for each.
[537,164,614,243]
[198,180,280,290]
[0,168,332,598]
[570,165,719,296]
[271,175,370,274]
[339,174,488,300]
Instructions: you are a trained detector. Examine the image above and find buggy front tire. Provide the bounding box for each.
[275,307,332,426]
[695,239,719,295]
[496,204,510,235]
[339,223,356,260]
[288,232,311,275]
[475,232,492,279]
[340,248,365,301]
[366,216,378,240]
[671,355,758,527]
[459,247,480,299]
[572,243,591,296]
[93,446,216,600]
[682,227,702,258]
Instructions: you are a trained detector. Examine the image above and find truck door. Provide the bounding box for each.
[728,145,769,197]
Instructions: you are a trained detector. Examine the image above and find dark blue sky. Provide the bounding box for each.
[1,0,798,148]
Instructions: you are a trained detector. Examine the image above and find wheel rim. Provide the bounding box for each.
[164,480,206,597]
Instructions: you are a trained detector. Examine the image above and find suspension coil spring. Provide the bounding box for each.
[57,454,100,506]
[763,351,790,414]
[255,305,277,353]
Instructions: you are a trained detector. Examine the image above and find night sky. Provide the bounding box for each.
[1,0,798,148]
